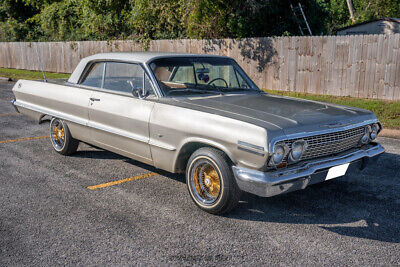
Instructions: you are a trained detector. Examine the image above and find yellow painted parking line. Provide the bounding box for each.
[88,172,158,190]
[0,112,19,116]
[0,136,48,144]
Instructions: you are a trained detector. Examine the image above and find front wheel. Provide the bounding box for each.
[50,118,79,155]
[186,147,241,214]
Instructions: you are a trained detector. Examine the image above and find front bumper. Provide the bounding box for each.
[232,143,384,197]
[11,99,19,113]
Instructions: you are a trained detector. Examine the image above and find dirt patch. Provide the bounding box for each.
[380,128,400,139]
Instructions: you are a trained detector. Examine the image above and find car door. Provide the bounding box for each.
[87,61,156,164]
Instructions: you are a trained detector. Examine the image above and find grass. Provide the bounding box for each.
[0,68,398,129]
[0,68,70,80]
[265,90,400,130]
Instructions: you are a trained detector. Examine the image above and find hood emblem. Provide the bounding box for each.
[320,121,351,128]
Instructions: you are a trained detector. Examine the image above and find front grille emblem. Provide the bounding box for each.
[320,122,351,128]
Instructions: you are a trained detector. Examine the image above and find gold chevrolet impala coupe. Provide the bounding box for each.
[11,52,385,214]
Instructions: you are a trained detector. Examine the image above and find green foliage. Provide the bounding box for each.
[352,0,400,21]
[185,0,231,38]
[0,0,399,41]
[129,0,186,39]
[0,0,38,41]
[319,0,400,32]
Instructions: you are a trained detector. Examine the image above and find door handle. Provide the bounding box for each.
[89,97,100,102]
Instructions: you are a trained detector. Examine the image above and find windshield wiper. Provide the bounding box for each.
[219,87,251,92]
[166,88,221,96]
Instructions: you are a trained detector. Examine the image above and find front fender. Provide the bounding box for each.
[173,137,237,171]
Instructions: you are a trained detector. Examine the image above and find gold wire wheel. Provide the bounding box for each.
[50,119,65,150]
[53,125,65,143]
[191,161,221,204]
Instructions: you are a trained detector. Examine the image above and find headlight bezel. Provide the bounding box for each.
[370,123,380,140]
[269,143,288,166]
[360,125,371,144]
[288,139,308,162]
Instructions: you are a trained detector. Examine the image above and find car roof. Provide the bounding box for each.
[84,52,229,63]
[68,52,230,84]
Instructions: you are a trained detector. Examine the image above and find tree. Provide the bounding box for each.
[319,0,400,32]
[0,0,39,41]
[346,0,356,22]
[1,0,400,42]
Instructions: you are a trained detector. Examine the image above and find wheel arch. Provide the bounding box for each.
[173,138,235,173]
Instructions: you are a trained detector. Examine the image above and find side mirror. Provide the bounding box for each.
[127,80,144,99]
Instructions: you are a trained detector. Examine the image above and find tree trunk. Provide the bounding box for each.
[346,0,356,23]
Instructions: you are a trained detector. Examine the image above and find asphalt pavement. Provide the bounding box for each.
[1,80,399,265]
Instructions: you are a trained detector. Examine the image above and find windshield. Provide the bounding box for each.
[149,57,260,96]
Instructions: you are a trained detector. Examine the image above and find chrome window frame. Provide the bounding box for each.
[78,61,105,89]
[74,59,162,98]
[145,57,261,98]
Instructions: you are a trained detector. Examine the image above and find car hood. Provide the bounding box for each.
[171,92,376,135]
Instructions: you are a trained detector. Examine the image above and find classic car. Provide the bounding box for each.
[11,52,385,214]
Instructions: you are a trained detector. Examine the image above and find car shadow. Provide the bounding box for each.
[72,147,399,243]
[72,148,186,183]
[72,149,126,160]
[125,158,186,184]
[226,152,400,243]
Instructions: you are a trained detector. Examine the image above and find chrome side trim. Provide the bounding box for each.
[237,146,265,156]
[148,140,176,151]
[237,141,265,156]
[14,100,88,126]
[237,141,264,151]
[14,100,171,149]
[232,143,384,197]
[238,146,265,156]
[87,121,148,144]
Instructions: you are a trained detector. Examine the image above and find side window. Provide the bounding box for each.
[103,62,143,93]
[235,68,251,89]
[171,66,195,83]
[80,62,104,88]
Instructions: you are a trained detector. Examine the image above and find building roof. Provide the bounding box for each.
[68,52,229,84]
[336,17,400,32]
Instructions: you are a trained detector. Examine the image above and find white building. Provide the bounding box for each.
[336,18,400,35]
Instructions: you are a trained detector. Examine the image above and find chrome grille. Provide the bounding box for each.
[283,126,365,162]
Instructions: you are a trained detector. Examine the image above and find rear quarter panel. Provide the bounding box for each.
[12,80,92,142]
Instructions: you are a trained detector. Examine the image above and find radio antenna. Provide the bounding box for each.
[35,44,47,82]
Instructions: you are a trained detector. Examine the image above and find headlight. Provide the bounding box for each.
[271,144,286,165]
[289,140,307,162]
[360,126,371,144]
[370,123,379,140]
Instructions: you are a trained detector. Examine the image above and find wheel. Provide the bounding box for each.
[186,147,241,214]
[49,118,79,155]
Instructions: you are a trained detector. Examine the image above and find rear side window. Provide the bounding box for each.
[103,62,143,93]
[80,61,156,96]
[80,62,104,88]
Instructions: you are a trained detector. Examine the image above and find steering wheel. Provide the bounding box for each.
[207,78,228,88]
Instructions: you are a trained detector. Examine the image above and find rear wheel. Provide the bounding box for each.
[186,147,241,214]
[50,118,79,155]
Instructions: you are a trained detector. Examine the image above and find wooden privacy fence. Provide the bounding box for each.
[1,34,399,100]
